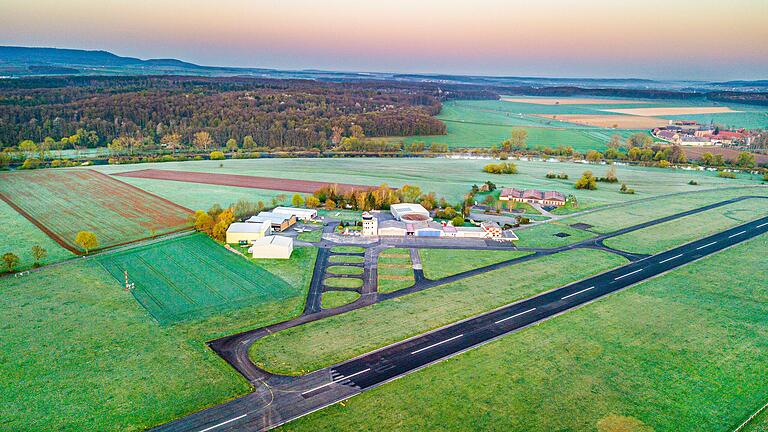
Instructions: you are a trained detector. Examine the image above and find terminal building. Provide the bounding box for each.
[271,207,317,221]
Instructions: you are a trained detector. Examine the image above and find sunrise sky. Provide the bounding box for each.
[1,0,766,80]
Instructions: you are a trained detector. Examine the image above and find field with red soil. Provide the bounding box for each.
[0,169,192,253]
[682,146,768,165]
[115,169,379,194]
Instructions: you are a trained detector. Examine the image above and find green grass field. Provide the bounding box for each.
[296,229,322,242]
[0,199,74,271]
[0,169,191,252]
[328,255,364,264]
[283,233,768,432]
[326,265,363,276]
[420,248,532,279]
[249,248,626,375]
[321,291,361,309]
[323,277,363,289]
[96,234,313,325]
[604,198,768,254]
[514,221,596,248]
[377,248,414,293]
[330,246,365,253]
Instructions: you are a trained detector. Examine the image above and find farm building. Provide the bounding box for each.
[247,211,297,232]
[499,188,566,207]
[248,235,294,259]
[226,222,271,244]
[390,203,431,221]
[272,207,317,221]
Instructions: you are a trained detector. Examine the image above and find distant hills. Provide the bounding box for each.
[1,45,766,94]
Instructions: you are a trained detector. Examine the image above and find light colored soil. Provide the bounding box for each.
[601,107,738,116]
[533,114,669,129]
[501,97,650,105]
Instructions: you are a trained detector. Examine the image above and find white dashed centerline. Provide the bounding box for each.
[757,222,768,228]
[301,368,371,396]
[495,308,537,324]
[561,286,594,300]
[197,414,248,432]
[658,253,683,264]
[728,231,746,238]
[411,334,464,355]
[614,268,642,280]
[696,241,717,250]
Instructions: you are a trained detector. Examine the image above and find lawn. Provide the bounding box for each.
[283,234,768,432]
[321,291,361,309]
[0,169,191,252]
[603,198,768,254]
[249,248,626,375]
[0,199,74,271]
[330,246,366,253]
[328,255,364,264]
[419,249,533,279]
[296,229,322,242]
[377,248,414,293]
[324,277,363,289]
[326,265,364,276]
[514,221,596,248]
[96,234,314,325]
[563,186,768,234]
[0,255,314,432]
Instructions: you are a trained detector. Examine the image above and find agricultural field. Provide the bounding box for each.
[248,248,626,375]
[420,249,532,279]
[603,198,768,254]
[0,199,74,271]
[377,248,414,293]
[96,234,313,325]
[285,234,768,432]
[397,98,766,151]
[0,169,191,253]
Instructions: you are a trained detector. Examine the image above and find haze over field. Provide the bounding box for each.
[1,0,766,80]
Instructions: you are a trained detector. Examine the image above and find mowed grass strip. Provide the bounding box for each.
[0,169,191,251]
[377,248,414,293]
[603,199,768,254]
[324,277,363,289]
[328,255,364,264]
[420,249,533,280]
[96,234,304,325]
[285,234,768,432]
[326,265,364,276]
[514,222,596,248]
[330,246,365,254]
[249,248,627,374]
[321,291,361,309]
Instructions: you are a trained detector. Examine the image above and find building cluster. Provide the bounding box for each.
[499,188,566,207]
[225,207,318,259]
[653,122,752,147]
[361,203,518,241]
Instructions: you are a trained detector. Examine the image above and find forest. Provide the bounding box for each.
[0,76,496,150]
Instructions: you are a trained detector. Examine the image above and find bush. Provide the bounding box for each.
[483,162,518,174]
[451,216,465,227]
[20,158,41,170]
[717,171,736,179]
[619,183,635,194]
[546,171,569,180]
[210,151,225,160]
[688,180,699,185]
[575,171,598,190]
[598,166,618,183]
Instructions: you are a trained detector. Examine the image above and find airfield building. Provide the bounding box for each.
[390,203,431,221]
[362,212,378,236]
[226,222,271,244]
[272,207,317,221]
[248,235,294,259]
[246,211,297,232]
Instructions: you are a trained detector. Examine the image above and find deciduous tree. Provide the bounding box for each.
[74,231,99,254]
[2,252,19,272]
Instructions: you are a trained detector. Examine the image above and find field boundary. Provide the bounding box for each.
[0,190,80,253]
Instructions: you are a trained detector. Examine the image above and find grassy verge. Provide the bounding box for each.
[249,248,626,375]
[330,246,365,254]
[324,277,363,289]
[326,265,363,276]
[377,248,414,293]
[514,222,596,248]
[297,230,322,242]
[329,255,364,264]
[420,249,533,279]
[603,199,768,254]
[284,234,768,432]
[321,291,361,309]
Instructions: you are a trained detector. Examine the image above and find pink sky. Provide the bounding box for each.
[1,0,766,80]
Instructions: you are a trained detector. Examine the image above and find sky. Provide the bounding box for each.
[1,0,767,81]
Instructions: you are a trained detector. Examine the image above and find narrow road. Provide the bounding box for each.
[152,215,768,432]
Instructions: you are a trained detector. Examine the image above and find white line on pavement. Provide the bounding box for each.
[411,334,464,355]
[301,368,371,396]
[197,414,248,432]
[561,286,595,300]
[615,268,642,280]
[696,241,717,250]
[495,308,537,324]
[757,222,768,228]
[729,231,746,238]
[659,253,683,264]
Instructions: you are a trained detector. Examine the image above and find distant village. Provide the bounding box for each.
[652,121,754,147]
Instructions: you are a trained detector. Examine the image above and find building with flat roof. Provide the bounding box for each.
[390,203,431,221]
[272,207,317,221]
[362,212,378,236]
[248,235,293,259]
[246,211,297,232]
[226,222,271,244]
[499,188,566,207]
